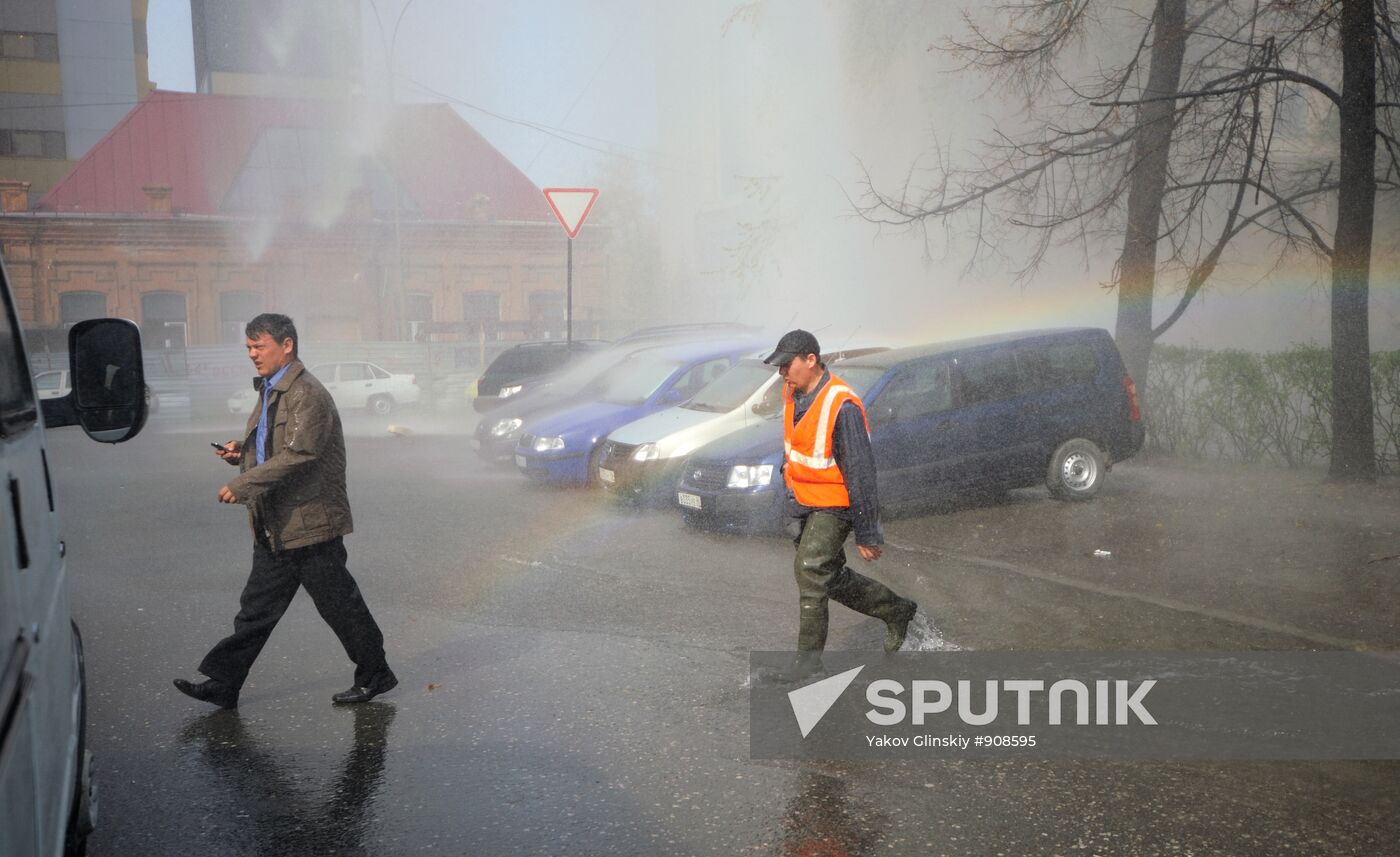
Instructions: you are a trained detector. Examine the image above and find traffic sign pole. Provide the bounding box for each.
[541,188,599,346]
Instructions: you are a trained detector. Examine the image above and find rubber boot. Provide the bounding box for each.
[754,600,829,687]
[829,570,918,652]
[786,598,830,680]
[797,596,829,651]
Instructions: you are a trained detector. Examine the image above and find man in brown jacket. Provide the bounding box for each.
[174,313,396,708]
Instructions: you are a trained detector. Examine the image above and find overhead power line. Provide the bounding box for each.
[396,74,690,174]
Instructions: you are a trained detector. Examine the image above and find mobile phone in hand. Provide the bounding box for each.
[212,442,229,451]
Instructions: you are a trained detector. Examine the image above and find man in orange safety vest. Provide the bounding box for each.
[764,329,918,668]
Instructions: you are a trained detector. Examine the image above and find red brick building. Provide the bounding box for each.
[0,90,608,351]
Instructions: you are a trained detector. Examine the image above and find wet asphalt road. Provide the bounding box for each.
[50,412,1400,856]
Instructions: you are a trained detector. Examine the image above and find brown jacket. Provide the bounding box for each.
[226,361,353,550]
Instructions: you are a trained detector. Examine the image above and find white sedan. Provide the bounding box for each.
[35,369,160,413]
[227,361,419,416]
[600,348,887,496]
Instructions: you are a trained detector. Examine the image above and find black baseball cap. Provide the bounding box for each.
[763,329,821,366]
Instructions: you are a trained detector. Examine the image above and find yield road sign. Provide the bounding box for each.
[542,187,599,239]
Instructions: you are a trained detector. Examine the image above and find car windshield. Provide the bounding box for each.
[543,348,641,395]
[596,359,682,405]
[842,366,888,398]
[752,365,889,419]
[488,347,567,379]
[683,359,772,413]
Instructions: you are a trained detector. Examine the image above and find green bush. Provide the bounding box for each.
[1145,344,1397,474]
[1374,350,1400,473]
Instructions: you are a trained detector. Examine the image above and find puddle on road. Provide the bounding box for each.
[738,610,964,687]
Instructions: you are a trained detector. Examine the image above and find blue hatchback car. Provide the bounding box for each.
[676,328,1145,529]
[513,337,767,484]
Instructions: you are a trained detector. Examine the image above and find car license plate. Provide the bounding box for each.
[677,492,702,510]
[514,454,526,468]
[599,468,615,484]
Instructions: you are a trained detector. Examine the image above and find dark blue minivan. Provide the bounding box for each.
[675,328,1144,529]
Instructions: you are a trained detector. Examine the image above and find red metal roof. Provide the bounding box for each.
[36,90,546,222]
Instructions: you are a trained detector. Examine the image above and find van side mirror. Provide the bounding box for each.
[41,319,147,442]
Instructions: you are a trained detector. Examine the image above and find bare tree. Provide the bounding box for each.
[1331,0,1380,479]
[856,0,1399,481]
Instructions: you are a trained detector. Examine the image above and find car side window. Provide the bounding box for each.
[0,290,37,435]
[876,360,951,420]
[955,350,1019,406]
[756,377,784,415]
[340,363,370,382]
[370,365,390,380]
[33,371,63,392]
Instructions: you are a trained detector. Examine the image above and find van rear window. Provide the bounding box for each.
[1018,342,1100,392]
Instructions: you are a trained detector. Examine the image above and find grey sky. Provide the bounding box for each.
[141,0,1397,351]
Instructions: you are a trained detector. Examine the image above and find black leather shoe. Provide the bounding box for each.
[332,669,398,704]
[173,677,239,709]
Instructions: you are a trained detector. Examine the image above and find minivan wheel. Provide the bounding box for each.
[1047,439,1106,501]
[368,394,395,416]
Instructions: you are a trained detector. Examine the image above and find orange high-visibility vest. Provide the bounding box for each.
[783,372,869,508]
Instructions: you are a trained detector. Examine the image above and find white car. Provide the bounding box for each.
[597,357,780,498]
[227,360,419,416]
[597,349,888,497]
[33,368,69,400]
[226,386,258,415]
[35,368,160,413]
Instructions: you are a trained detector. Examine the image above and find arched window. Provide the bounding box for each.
[58,292,106,328]
[141,291,187,350]
[219,291,263,343]
[405,293,432,342]
[529,291,564,340]
[462,292,500,340]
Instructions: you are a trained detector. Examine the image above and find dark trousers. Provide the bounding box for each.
[793,511,911,651]
[200,536,388,689]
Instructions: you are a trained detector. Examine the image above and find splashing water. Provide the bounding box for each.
[901,609,963,652]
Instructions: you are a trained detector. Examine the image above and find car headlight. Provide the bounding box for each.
[727,464,774,489]
[632,442,660,462]
[533,435,566,452]
[499,384,523,398]
[490,417,523,437]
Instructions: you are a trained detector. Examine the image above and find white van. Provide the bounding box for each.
[0,255,147,856]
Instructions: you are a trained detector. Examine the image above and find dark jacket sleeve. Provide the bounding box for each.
[832,400,883,546]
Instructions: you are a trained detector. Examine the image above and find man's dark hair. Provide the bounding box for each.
[246,313,298,355]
